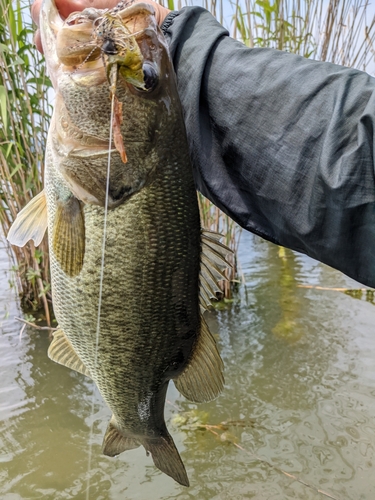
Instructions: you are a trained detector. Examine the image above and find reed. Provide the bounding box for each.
[161,0,375,296]
[0,0,52,322]
[1,0,375,310]
[229,0,375,68]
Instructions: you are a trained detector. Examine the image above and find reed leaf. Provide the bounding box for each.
[0,0,52,322]
[2,0,375,311]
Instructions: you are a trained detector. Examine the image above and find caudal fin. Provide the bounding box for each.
[141,432,189,487]
[102,417,189,486]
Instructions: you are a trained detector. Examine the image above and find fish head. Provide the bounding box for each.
[40,0,184,208]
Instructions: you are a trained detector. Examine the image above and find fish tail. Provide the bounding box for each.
[140,432,189,487]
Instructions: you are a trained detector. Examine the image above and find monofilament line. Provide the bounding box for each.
[85,64,118,500]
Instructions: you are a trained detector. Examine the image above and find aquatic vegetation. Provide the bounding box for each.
[1,0,375,314]
[0,0,52,321]
[164,0,375,69]
[171,407,340,499]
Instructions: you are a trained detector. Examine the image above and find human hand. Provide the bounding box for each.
[31,0,171,52]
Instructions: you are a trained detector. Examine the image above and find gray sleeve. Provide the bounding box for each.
[161,7,375,287]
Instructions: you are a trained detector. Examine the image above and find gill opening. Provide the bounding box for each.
[85,63,118,500]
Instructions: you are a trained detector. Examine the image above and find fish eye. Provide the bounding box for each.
[142,63,158,92]
[102,39,117,55]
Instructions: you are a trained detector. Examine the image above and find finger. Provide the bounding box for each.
[34,29,43,53]
[31,0,170,53]
[31,0,120,27]
[55,0,120,19]
[31,0,42,27]
[31,0,119,53]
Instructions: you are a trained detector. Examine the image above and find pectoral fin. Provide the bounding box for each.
[52,195,85,277]
[7,190,48,247]
[48,328,91,378]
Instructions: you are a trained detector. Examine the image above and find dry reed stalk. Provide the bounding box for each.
[0,0,51,321]
[159,0,375,298]
[2,0,375,312]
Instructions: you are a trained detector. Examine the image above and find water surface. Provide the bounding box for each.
[1,233,375,499]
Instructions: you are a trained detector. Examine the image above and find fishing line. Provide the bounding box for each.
[85,64,118,500]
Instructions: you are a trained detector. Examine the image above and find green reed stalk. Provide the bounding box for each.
[0,0,52,322]
[2,0,375,311]
[159,0,375,296]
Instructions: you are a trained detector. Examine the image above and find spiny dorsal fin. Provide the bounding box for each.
[140,432,189,487]
[7,190,47,247]
[102,417,140,457]
[52,195,85,277]
[199,229,233,311]
[175,229,229,400]
[48,329,91,378]
[174,315,224,403]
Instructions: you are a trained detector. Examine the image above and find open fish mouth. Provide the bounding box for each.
[41,0,156,88]
[41,0,164,209]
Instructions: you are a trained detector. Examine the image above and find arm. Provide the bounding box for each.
[162,7,375,287]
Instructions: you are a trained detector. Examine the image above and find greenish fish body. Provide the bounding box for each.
[8,0,228,487]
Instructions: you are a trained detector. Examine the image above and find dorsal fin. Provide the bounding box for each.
[7,190,48,247]
[199,230,233,311]
[48,328,91,378]
[174,315,224,403]
[174,230,232,402]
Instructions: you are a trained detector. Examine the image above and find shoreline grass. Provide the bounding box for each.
[0,0,52,322]
[1,0,375,311]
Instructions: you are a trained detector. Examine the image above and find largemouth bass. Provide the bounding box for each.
[8,0,229,486]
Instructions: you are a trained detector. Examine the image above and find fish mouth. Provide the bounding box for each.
[41,0,157,88]
[42,0,167,209]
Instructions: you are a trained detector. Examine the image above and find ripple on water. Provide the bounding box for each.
[2,235,375,498]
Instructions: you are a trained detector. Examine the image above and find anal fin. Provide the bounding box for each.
[102,417,140,457]
[141,432,189,487]
[48,329,91,378]
[52,195,85,277]
[7,190,47,247]
[174,316,224,403]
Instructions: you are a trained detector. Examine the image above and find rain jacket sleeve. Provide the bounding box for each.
[161,6,375,288]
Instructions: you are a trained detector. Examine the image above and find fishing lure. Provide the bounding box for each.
[61,0,147,163]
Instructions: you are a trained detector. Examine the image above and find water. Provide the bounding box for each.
[1,232,375,499]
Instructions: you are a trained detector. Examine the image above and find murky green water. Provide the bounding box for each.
[1,232,375,499]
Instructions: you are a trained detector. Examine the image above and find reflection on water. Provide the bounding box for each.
[1,233,375,499]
